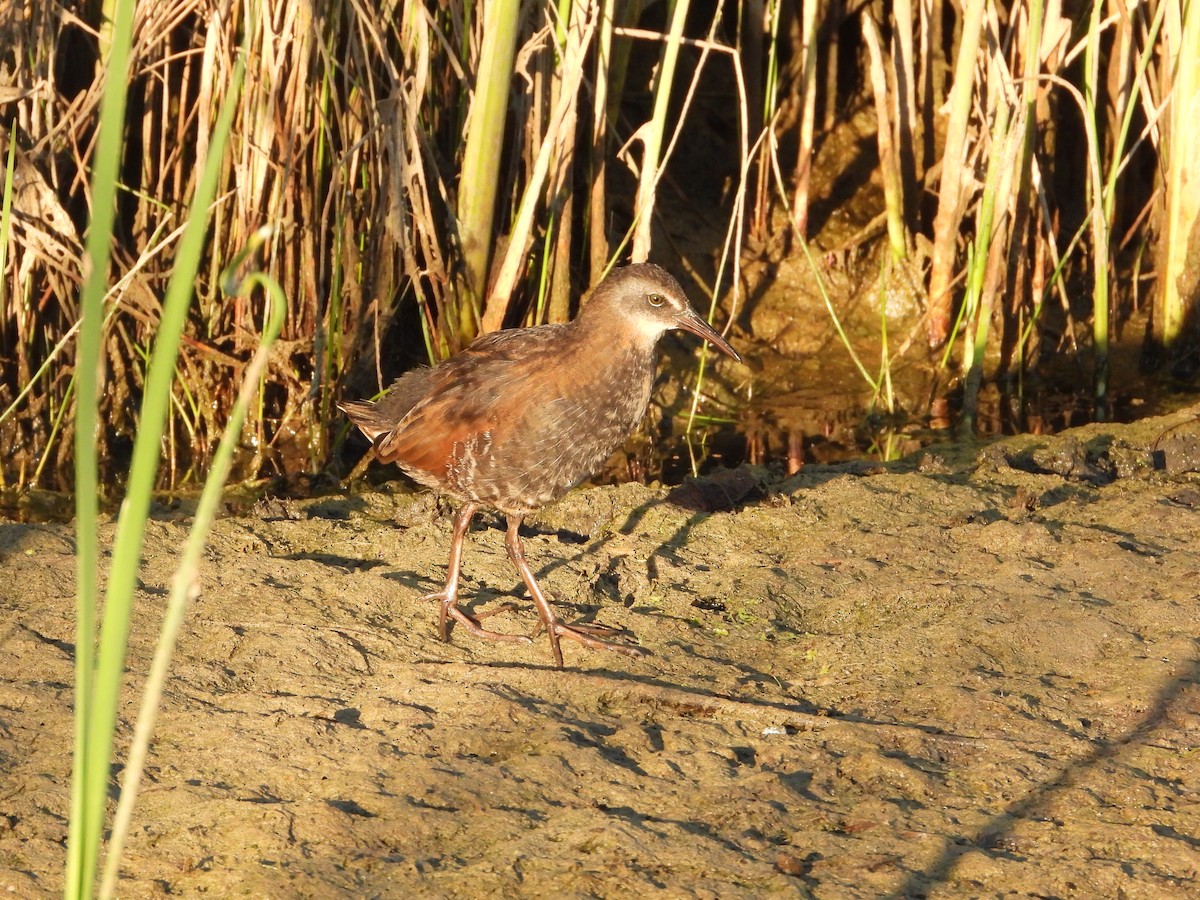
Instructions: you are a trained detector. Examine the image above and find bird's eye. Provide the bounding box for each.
[648,293,665,307]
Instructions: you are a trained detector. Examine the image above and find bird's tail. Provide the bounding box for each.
[338,398,392,442]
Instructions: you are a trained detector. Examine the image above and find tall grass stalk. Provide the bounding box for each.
[1081,0,1165,418]
[957,8,1032,433]
[917,0,935,172]
[99,230,285,899]
[610,10,728,271]
[66,0,136,892]
[960,102,1022,436]
[544,0,584,324]
[738,2,764,229]
[875,283,896,417]
[1101,0,1170,307]
[600,0,645,146]
[1083,2,1111,419]
[68,7,248,895]
[631,0,690,262]
[1002,0,1046,402]
[0,130,16,488]
[483,9,598,330]
[750,0,782,238]
[455,0,521,342]
[1017,194,1092,358]
[892,0,918,200]
[937,242,975,373]
[588,0,616,284]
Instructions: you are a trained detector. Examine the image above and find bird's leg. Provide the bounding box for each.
[421,502,531,646]
[504,516,648,667]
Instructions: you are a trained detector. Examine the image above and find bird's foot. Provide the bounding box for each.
[421,590,533,645]
[449,604,534,644]
[532,619,630,639]
[547,621,649,665]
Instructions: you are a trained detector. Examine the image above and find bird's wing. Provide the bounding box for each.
[373,324,574,481]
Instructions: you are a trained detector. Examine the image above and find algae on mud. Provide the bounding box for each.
[1,409,1198,897]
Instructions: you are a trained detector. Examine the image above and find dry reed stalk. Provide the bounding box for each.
[861,13,907,262]
[483,9,597,331]
[741,0,765,165]
[631,0,690,262]
[1154,0,1198,352]
[387,5,453,365]
[545,1,591,325]
[997,0,1046,384]
[588,0,615,286]
[788,0,819,240]
[749,0,781,241]
[612,13,727,263]
[928,0,986,347]
[822,3,840,132]
[929,0,946,112]
[602,0,643,126]
[917,0,935,174]
[961,102,1025,434]
[1091,0,1167,414]
[892,0,919,203]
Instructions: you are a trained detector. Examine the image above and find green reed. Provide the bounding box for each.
[64,6,284,897]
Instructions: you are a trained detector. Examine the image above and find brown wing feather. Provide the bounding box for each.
[343,324,576,495]
[373,390,493,482]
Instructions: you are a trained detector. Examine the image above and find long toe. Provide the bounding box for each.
[420,591,533,645]
[558,621,632,639]
[551,622,649,660]
[448,605,533,644]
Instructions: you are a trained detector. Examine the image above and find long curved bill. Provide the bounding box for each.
[676,308,742,363]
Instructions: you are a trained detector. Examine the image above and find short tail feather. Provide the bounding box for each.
[339,398,392,442]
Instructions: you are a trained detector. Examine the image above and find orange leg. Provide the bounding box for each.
[504,515,648,667]
[420,502,531,646]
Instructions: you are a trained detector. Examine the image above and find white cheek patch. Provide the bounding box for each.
[632,313,672,343]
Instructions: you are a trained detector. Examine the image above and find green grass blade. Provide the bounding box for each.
[75,17,248,899]
[98,230,284,900]
[66,0,136,895]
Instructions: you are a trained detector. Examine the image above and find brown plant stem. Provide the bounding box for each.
[928,0,986,347]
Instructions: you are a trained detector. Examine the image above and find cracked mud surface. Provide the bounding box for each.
[3,408,1199,897]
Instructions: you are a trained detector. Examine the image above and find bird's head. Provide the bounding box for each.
[580,263,741,362]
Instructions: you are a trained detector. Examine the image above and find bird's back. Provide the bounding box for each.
[343,321,658,514]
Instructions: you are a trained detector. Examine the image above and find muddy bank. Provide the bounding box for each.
[2,407,1199,897]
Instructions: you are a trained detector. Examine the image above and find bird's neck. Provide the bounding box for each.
[573,304,664,363]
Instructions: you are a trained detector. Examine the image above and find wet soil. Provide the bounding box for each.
[3,408,1200,897]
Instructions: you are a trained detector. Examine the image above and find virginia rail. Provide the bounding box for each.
[340,263,740,666]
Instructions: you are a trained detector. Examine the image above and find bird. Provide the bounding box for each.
[340,263,741,666]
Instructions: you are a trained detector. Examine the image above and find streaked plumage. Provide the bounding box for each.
[341,263,740,666]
